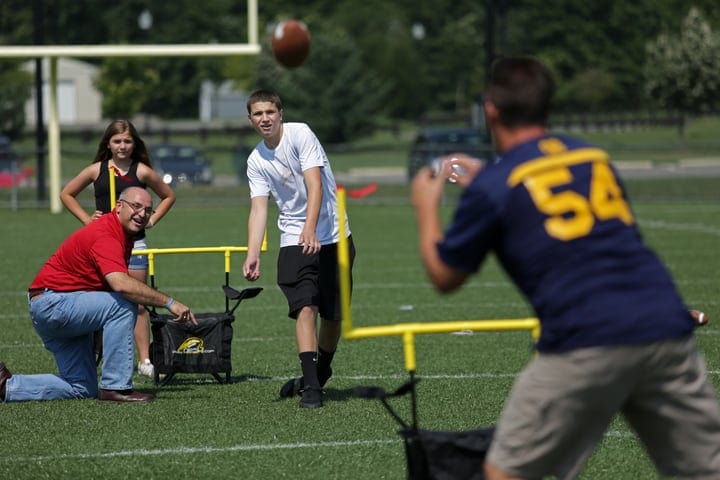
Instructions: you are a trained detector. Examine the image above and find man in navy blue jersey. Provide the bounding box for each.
[411,56,720,479]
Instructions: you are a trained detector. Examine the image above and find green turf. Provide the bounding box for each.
[1,178,719,479]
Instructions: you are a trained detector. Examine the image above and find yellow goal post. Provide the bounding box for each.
[0,0,260,214]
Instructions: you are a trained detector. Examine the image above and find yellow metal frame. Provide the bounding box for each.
[109,165,116,210]
[131,238,268,311]
[336,187,540,373]
[131,236,268,277]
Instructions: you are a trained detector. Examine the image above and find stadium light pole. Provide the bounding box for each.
[484,0,496,85]
[138,8,153,131]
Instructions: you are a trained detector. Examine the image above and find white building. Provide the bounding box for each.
[199,80,248,122]
[22,58,102,126]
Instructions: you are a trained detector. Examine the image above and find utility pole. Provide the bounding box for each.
[33,0,46,202]
[485,0,496,85]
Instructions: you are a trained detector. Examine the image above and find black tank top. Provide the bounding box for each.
[94,159,148,239]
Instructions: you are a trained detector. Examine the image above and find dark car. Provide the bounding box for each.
[0,135,19,164]
[407,127,494,180]
[149,144,213,186]
[0,135,33,187]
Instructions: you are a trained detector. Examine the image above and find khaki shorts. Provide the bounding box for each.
[486,335,720,479]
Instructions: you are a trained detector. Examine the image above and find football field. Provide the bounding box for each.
[1,179,718,479]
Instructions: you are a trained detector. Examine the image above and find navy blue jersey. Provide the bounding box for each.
[438,134,694,352]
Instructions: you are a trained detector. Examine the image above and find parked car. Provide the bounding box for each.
[407,127,494,181]
[149,144,213,186]
[0,135,19,164]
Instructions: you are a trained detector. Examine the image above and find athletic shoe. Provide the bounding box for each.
[318,366,333,388]
[300,386,323,409]
[279,377,303,398]
[279,368,333,399]
[138,359,154,377]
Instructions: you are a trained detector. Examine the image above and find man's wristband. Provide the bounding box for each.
[165,297,175,310]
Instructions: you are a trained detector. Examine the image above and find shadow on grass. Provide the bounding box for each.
[270,387,365,404]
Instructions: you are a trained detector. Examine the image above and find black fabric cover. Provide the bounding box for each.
[150,312,234,376]
[399,427,495,480]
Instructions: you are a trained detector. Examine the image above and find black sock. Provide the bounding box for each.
[318,347,335,385]
[299,351,320,389]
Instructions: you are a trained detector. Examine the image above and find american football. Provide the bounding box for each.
[271,19,311,68]
[690,309,709,326]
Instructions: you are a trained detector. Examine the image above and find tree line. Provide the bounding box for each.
[0,0,718,143]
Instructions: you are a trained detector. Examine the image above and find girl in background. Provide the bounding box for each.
[61,119,176,378]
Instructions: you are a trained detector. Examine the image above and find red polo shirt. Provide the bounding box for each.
[29,213,133,292]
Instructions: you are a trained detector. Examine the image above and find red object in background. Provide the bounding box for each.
[0,166,34,187]
[340,183,377,199]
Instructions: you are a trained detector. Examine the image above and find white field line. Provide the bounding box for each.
[640,219,720,236]
[1,432,638,464]
[2,439,399,463]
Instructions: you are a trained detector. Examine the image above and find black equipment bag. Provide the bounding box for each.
[400,426,494,480]
[150,311,234,385]
[149,285,262,386]
[354,378,494,480]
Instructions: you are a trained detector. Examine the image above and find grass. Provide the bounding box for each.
[1,172,720,479]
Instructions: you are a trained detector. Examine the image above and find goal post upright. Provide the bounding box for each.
[0,0,260,212]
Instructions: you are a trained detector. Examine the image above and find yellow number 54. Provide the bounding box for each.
[510,149,634,242]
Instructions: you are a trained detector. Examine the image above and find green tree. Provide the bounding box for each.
[0,61,32,139]
[325,0,427,118]
[645,6,720,136]
[94,58,161,118]
[253,27,389,143]
[502,0,720,111]
[3,0,720,126]
[564,68,617,112]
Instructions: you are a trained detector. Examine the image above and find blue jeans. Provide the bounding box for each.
[129,237,148,270]
[4,290,137,402]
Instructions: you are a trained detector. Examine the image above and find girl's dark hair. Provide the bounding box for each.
[92,119,151,166]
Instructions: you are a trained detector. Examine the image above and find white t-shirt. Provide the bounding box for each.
[247,122,351,247]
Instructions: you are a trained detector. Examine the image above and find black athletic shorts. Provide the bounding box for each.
[277,236,355,321]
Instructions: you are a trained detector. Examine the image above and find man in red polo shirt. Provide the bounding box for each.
[0,187,196,403]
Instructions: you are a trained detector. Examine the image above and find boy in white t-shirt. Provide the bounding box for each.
[243,90,355,408]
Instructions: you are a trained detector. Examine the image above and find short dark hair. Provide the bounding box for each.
[484,57,555,128]
[246,90,283,114]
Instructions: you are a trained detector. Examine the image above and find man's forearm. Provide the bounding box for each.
[105,272,171,307]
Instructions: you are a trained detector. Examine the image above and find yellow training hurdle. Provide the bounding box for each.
[336,187,540,373]
[131,238,268,311]
[131,245,265,277]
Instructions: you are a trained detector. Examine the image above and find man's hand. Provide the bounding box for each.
[438,153,484,187]
[411,165,470,294]
[167,299,197,326]
[298,229,321,255]
[243,255,261,281]
[411,166,446,212]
